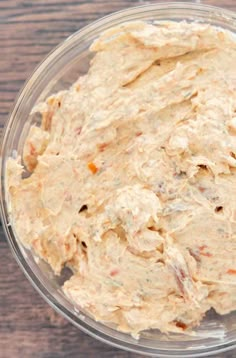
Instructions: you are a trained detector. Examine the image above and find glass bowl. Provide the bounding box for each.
[1,2,236,357]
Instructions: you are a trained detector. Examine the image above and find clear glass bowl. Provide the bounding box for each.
[1,2,236,357]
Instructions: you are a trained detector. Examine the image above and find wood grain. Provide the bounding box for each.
[1,1,236,357]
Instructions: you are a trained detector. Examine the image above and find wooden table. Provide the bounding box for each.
[1,1,236,357]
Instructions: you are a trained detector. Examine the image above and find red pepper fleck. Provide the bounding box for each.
[199,186,206,193]
[98,143,108,152]
[136,131,143,137]
[65,243,70,252]
[29,143,36,155]
[179,268,186,280]
[227,269,236,275]
[75,126,82,135]
[175,321,187,330]
[110,269,119,277]
[200,252,212,257]
[199,245,212,257]
[88,162,98,174]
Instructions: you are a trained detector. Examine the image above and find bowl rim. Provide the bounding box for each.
[1,2,236,357]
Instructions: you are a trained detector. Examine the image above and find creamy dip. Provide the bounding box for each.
[7,21,236,336]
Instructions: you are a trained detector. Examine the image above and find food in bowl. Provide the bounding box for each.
[6,20,236,337]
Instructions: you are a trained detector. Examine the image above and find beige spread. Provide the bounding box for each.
[7,21,236,336]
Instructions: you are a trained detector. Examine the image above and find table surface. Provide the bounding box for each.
[1,1,236,357]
